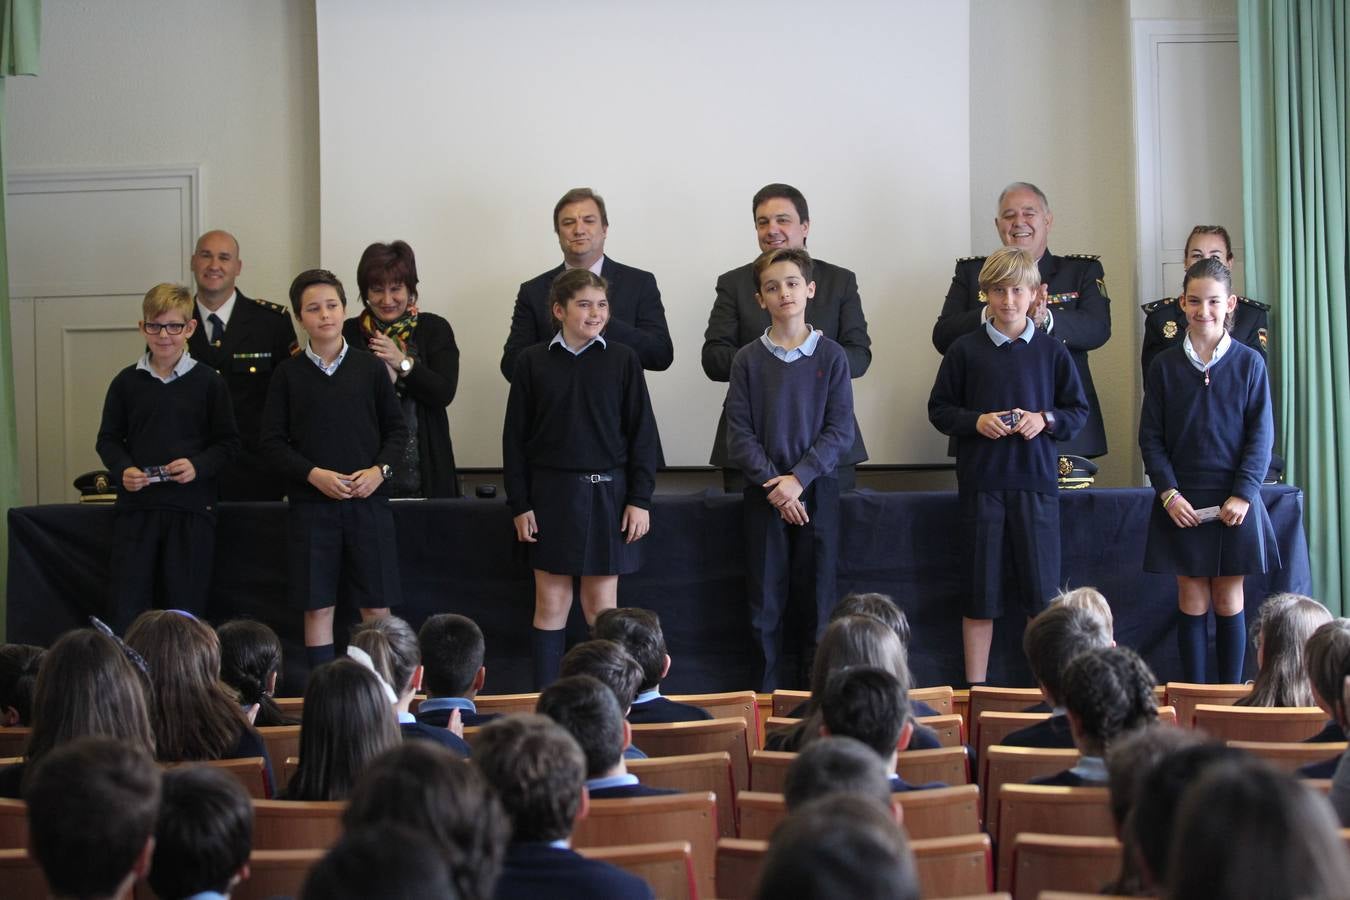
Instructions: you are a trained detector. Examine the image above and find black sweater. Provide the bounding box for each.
[259,347,408,500]
[503,341,659,515]
[95,361,239,514]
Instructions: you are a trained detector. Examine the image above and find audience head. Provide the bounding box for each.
[217,618,294,727]
[25,736,161,900]
[820,666,911,761]
[350,614,422,702]
[1022,603,1112,706]
[148,765,252,900]
[809,615,908,701]
[473,714,586,844]
[831,593,909,647]
[356,239,420,304]
[345,742,508,900]
[1305,617,1350,725]
[418,613,487,699]
[289,658,400,801]
[303,825,458,900]
[756,794,919,900]
[537,674,627,779]
[1060,646,1157,757]
[593,607,670,692]
[784,736,894,813]
[559,639,643,712]
[1051,586,1114,637]
[1167,759,1350,900]
[1243,593,1330,707]
[125,609,247,762]
[25,628,155,781]
[0,643,44,726]
[1130,740,1247,889]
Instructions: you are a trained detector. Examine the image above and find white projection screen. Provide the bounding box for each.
[317,0,971,468]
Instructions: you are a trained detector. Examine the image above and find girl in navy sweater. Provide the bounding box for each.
[503,268,659,688]
[1139,257,1277,683]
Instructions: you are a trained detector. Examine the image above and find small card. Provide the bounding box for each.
[142,465,172,484]
[1193,505,1222,523]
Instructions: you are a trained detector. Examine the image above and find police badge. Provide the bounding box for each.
[1163,320,1178,339]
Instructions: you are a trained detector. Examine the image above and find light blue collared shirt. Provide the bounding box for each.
[305,337,349,376]
[183,892,229,900]
[634,688,662,705]
[759,325,821,362]
[397,711,416,724]
[418,696,478,714]
[1067,755,1108,783]
[1183,330,1232,374]
[549,331,607,356]
[136,350,197,384]
[586,773,640,792]
[985,317,1037,346]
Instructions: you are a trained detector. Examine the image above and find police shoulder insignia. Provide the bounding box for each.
[251,297,290,316]
[1064,253,1101,261]
[977,290,988,305]
[1141,297,1173,314]
[1258,328,1268,351]
[1096,277,1108,298]
[1162,320,1178,339]
[1238,295,1272,311]
[957,255,987,264]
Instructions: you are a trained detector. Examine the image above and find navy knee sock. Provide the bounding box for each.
[1177,611,1208,683]
[531,627,566,690]
[1215,610,1247,684]
[305,643,335,669]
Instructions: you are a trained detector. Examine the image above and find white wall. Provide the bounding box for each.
[6,0,320,312]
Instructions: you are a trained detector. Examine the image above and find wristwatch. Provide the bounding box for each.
[1043,411,1056,434]
[398,357,414,376]
[379,464,394,481]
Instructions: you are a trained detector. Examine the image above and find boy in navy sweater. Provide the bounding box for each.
[928,247,1088,686]
[260,269,407,669]
[725,248,856,692]
[96,282,239,631]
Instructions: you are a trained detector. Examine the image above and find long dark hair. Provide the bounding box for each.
[1236,594,1331,708]
[217,619,297,727]
[286,659,400,801]
[787,616,908,752]
[125,610,251,762]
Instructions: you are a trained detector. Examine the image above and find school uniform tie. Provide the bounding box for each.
[208,313,224,345]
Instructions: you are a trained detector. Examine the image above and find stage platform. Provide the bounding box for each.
[7,486,1311,694]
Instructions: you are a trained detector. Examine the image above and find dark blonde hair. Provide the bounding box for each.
[350,615,421,698]
[287,659,400,802]
[978,246,1040,292]
[125,610,250,762]
[142,282,193,320]
[753,247,814,290]
[1304,618,1350,723]
[1236,593,1331,708]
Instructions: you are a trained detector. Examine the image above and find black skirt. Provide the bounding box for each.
[527,467,642,576]
[1143,487,1279,576]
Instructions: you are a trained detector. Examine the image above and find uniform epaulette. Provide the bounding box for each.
[1063,253,1101,261]
[956,255,987,263]
[1140,296,1176,314]
[1238,295,1271,311]
[249,296,290,316]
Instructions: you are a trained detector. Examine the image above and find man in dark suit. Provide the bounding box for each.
[932,182,1111,460]
[499,187,673,381]
[702,183,871,490]
[187,229,297,500]
[537,675,677,800]
[475,714,656,900]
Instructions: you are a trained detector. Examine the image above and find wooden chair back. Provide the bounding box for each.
[232,849,325,900]
[632,718,750,799]
[0,798,27,850]
[896,745,970,787]
[1010,834,1121,900]
[1158,704,1178,725]
[895,783,982,839]
[917,714,964,747]
[257,725,301,780]
[472,692,541,716]
[735,790,786,841]
[976,712,1050,772]
[1228,740,1348,773]
[273,697,304,717]
[762,716,799,744]
[770,689,811,718]
[579,841,697,900]
[669,690,761,755]
[1164,682,1251,726]
[251,799,345,850]
[163,757,269,799]
[716,837,766,900]
[1192,704,1328,742]
[627,751,736,837]
[967,687,1044,750]
[995,785,1113,891]
[0,728,31,760]
[912,833,993,898]
[282,756,300,792]
[912,685,957,717]
[981,746,1080,834]
[571,791,718,899]
[749,750,793,793]
[0,848,47,899]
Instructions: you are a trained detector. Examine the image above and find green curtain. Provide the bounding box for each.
[1240,0,1349,612]
[0,0,40,641]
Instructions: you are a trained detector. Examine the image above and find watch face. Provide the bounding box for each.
[400,358,412,372]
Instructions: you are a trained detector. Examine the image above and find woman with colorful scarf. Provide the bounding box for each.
[343,240,461,497]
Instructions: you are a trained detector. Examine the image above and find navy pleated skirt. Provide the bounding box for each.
[1143,487,1279,576]
[528,467,642,576]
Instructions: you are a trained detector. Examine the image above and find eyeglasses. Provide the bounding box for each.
[143,322,188,335]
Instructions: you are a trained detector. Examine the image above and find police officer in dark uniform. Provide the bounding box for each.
[1140,225,1270,379]
[932,182,1110,460]
[187,230,297,500]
